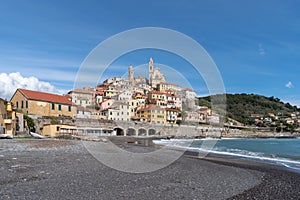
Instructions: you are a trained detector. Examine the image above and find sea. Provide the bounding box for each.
[153,137,300,173]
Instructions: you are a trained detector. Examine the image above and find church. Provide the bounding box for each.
[148,57,166,88]
[127,57,166,89]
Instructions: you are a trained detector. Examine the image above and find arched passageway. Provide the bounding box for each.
[138,128,147,136]
[114,128,124,136]
[148,129,156,136]
[127,128,136,136]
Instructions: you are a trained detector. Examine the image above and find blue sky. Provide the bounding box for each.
[0,0,300,106]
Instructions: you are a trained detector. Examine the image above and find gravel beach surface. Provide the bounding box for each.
[0,138,299,200]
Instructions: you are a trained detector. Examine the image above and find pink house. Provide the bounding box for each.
[99,99,115,111]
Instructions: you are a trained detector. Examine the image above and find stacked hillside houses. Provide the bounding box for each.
[4,58,219,137]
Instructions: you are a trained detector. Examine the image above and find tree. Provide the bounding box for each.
[24,115,35,128]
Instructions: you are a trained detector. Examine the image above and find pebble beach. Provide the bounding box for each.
[0,138,299,200]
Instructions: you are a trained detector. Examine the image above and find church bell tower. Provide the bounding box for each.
[149,57,154,85]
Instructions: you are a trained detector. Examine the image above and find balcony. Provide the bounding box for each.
[4,119,12,124]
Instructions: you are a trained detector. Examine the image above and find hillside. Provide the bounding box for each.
[197,93,300,125]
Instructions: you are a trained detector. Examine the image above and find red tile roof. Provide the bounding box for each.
[183,88,194,91]
[149,91,165,95]
[18,88,73,105]
[138,104,165,111]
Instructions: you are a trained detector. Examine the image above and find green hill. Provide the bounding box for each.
[197,93,300,125]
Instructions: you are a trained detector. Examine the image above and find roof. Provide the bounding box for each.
[158,82,179,87]
[138,104,165,111]
[165,108,180,112]
[68,88,93,95]
[166,93,177,97]
[0,97,6,103]
[149,90,165,95]
[182,88,194,92]
[18,88,73,105]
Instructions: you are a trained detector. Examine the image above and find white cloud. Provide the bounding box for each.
[0,72,66,100]
[258,44,265,55]
[285,81,293,89]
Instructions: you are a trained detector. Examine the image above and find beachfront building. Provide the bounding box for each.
[67,87,94,108]
[166,108,180,124]
[136,104,166,124]
[76,106,92,119]
[106,101,130,121]
[184,111,201,125]
[41,124,77,137]
[10,88,77,117]
[207,114,220,124]
[0,98,17,135]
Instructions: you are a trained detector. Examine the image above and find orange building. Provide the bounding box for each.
[10,88,77,117]
[137,104,166,124]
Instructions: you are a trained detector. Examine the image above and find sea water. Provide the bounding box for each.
[154,137,300,173]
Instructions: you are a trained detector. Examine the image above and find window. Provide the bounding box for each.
[56,126,60,131]
[16,102,19,109]
[26,101,28,108]
[52,103,55,110]
[68,106,71,112]
[58,105,61,111]
[21,101,24,108]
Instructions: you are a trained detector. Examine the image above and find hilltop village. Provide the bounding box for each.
[1,58,219,137]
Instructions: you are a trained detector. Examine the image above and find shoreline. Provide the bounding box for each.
[110,136,300,199]
[190,152,300,199]
[1,138,300,199]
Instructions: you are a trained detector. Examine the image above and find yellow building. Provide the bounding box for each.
[10,88,77,117]
[137,104,166,124]
[104,85,121,97]
[41,124,77,137]
[129,98,145,119]
[0,98,16,135]
[148,91,167,107]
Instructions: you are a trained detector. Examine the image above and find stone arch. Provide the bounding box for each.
[114,127,125,136]
[138,128,147,136]
[148,128,156,136]
[127,128,136,136]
